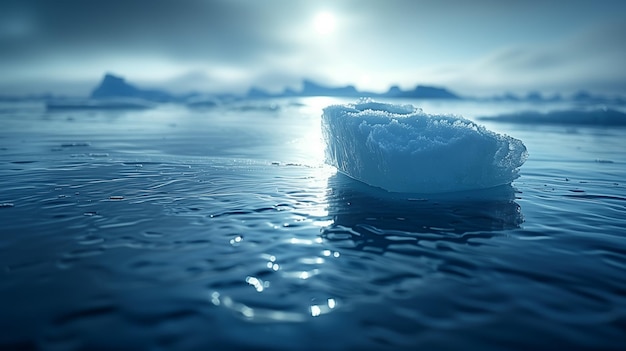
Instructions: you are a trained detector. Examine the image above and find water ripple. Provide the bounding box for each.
[1,104,626,350]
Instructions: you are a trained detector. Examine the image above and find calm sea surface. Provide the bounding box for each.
[1,97,625,350]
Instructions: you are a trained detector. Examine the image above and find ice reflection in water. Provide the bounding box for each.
[208,166,523,323]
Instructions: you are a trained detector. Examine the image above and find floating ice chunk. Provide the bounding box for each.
[321,100,527,193]
[478,108,626,126]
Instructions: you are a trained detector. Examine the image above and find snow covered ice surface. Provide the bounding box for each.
[322,99,528,193]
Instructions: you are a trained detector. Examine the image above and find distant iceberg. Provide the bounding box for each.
[46,98,154,111]
[91,73,174,102]
[478,109,626,126]
[184,96,219,109]
[321,100,527,194]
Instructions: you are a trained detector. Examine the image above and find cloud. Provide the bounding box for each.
[1,0,625,96]
[0,0,297,65]
[0,0,350,92]
[438,21,626,95]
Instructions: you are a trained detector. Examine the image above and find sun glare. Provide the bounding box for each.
[313,12,336,35]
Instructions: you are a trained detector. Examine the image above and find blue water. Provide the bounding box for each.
[1,98,625,350]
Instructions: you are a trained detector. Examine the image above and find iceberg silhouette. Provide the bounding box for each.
[91,73,173,102]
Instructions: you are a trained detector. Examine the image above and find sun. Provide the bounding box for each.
[313,11,336,35]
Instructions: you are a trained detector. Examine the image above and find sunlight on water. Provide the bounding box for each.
[301,96,344,112]
[204,162,343,324]
[299,119,327,166]
[0,99,625,350]
[309,297,338,317]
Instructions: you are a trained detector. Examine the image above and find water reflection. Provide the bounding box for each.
[208,168,524,324]
[323,172,524,252]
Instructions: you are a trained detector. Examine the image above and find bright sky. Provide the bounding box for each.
[1,0,625,96]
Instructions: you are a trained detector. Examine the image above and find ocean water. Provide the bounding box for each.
[1,97,625,350]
